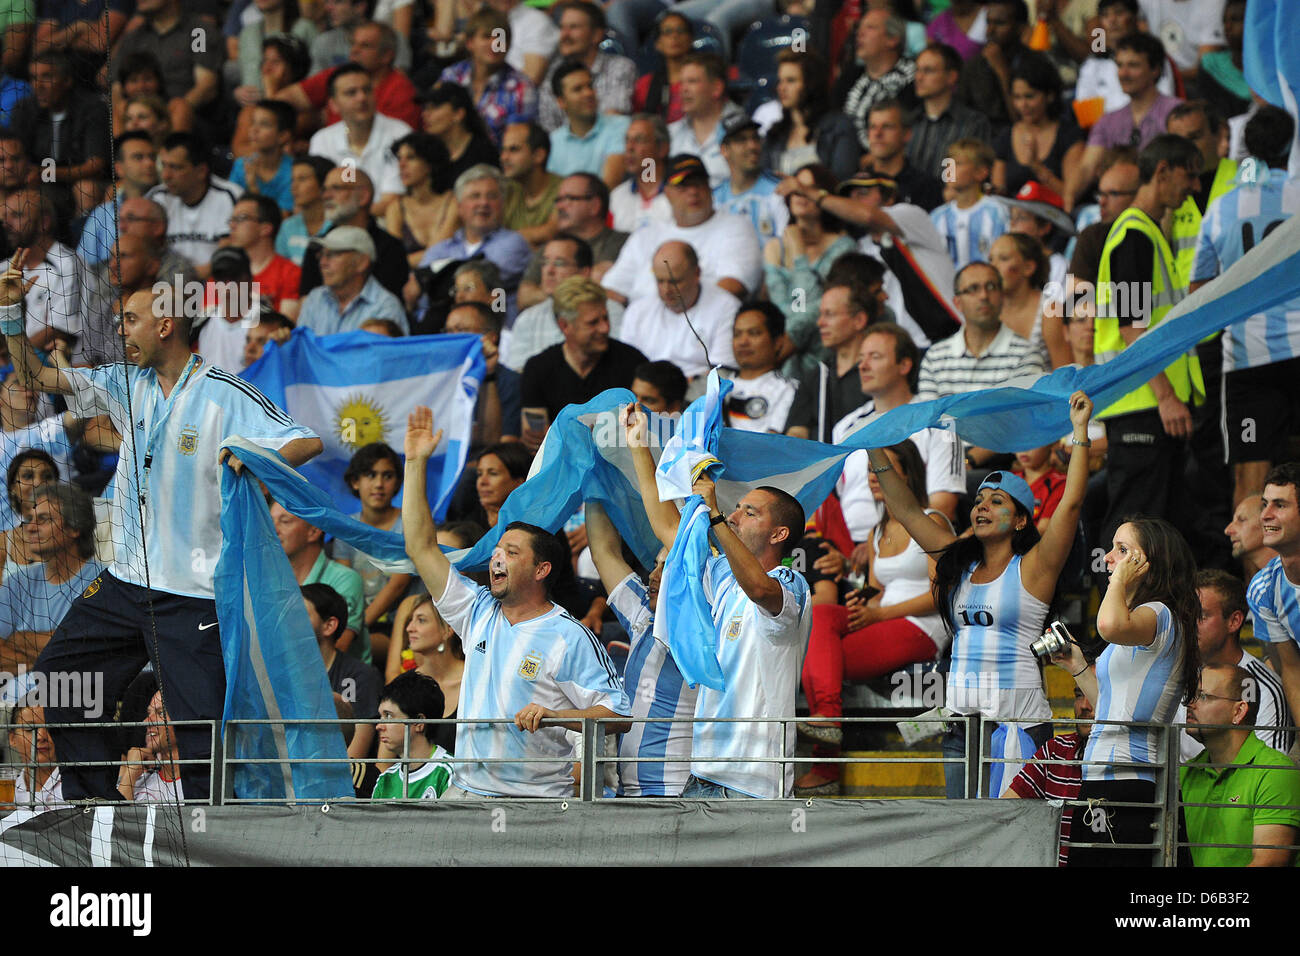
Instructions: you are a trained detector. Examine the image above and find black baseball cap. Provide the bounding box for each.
[665,154,709,186]
[721,114,761,143]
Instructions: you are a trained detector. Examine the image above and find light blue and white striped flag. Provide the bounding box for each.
[242,328,485,519]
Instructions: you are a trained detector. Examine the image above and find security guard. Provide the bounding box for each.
[1094,134,1206,546]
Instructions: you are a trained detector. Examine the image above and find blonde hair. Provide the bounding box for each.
[947,137,995,174]
[552,276,608,323]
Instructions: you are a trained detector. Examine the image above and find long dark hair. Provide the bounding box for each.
[645,12,693,117]
[768,50,833,144]
[7,449,60,513]
[878,440,927,526]
[1122,515,1201,705]
[785,162,841,231]
[932,501,1041,636]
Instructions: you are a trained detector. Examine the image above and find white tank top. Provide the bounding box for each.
[872,509,950,651]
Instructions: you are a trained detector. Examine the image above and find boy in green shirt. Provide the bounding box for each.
[371,672,454,801]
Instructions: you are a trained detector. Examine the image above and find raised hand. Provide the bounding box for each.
[0,249,38,309]
[623,401,649,449]
[405,406,443,462]
[1068,390,1093,430]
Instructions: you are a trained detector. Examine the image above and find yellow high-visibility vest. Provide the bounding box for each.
[1169,157,1239,294]
[1095,206,1205,419]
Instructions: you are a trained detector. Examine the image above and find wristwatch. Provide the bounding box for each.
[709,512,727,526]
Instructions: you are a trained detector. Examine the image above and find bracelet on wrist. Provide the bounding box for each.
[1071,664,1089,677]
[1070,436,1091,447]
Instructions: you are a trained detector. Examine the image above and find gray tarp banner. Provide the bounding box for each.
[2,800,1062,866]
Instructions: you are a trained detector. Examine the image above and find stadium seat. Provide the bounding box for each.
[688,20,726,56]
[736,15,811,87]
[744,75,777,113]
[598,31,626,58]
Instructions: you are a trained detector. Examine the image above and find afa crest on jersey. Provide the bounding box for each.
[178,426,200,455]
[518,652,543,681]
[83,577,102,599]
[725,617,742,641]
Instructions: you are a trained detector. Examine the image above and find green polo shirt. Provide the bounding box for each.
[1180,734,1300,867]
[305,551,370,665]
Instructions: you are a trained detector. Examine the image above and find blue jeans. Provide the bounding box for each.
[681,775,753,799]
[943,719,1053,798]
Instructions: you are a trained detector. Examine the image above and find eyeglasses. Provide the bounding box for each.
[957,280,1001,296]
[229,214,258,224]
[1191,690,1241,704]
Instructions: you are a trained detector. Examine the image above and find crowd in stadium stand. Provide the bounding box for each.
[1,0,1300,866]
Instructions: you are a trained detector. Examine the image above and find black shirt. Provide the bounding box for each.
[520,339,648,421]
[448,132,501,184]
[1106,229,1155,327]
[327,651,381,724]
[785,360,869,443]
[298,217,411,301]
[892,161,945,212]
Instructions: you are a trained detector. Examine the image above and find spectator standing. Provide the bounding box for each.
[1092,134,1203,547]
[401,405,630,799]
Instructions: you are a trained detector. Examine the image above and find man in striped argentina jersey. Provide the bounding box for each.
[401,406,630,798]
[626,404,812,798]
[584,501,695,797]
[3,276,323,801]
[1177,570,1293,759]
[1248,462,1300,732]
[1191,106,1300,508]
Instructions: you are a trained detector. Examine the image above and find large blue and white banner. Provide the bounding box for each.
[242,329,484,519]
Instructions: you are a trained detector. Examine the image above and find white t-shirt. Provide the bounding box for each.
[505,3,559,75]
[147,177,244,267]
[133,768,185,802]
[434,568,629,797]
[602,211,763,303]
[1139,0,1224,71]
[307,113,413,199]
[617,282,740,378]
[691,556,811,799]
[831,397,966,542]
[197,311,256,374]
[720,368,799,433]
[23,242,80,339]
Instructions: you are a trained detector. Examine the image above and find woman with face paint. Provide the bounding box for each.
[869,390,1095,799]
[1053,515,1199,866]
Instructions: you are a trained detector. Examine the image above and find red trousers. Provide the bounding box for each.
[801,603,938,720]
[800,604,937,782]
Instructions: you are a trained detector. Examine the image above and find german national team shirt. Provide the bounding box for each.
[435,568,630,797]
[61,357,315,598]
[691,555,811,799]
[371,745,454,800]
[610,573,696,797]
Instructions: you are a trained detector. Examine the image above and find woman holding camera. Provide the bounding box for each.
[1054,516,1199,866]
[869,391,1094,798]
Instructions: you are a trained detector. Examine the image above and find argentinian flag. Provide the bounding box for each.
[242,328,485,518]
[1244,0,1300,179]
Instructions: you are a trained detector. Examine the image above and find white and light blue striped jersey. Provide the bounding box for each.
[947,554,1052,718]
[930,196,1009,270]
[435,568,630,797]
[1192,167,1300,372]
[1084,601,1184,783]
[62,358,315,599]
[691,555,811,799]
[1248,556,1300,651]
[610,573,696,797]
[713,174,790,245]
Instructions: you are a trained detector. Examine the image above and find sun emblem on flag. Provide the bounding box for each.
[334,393,389,450]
